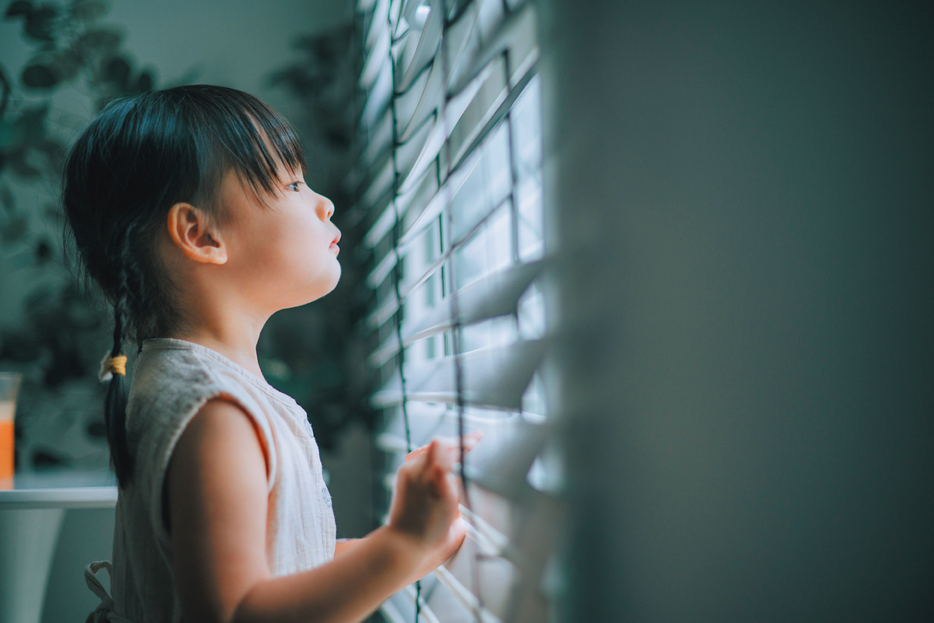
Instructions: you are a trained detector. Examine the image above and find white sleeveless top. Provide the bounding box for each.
[103,338,336,623]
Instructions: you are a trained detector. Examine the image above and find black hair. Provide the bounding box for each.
[62,85,306,488]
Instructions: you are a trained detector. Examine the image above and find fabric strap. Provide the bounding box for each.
[84,561,136,623]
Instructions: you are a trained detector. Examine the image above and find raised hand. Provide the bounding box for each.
[403,430,483,464]
[388,434,482,578]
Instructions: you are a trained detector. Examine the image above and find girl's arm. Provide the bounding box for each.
[167,398,465,623]
[333,539,361,557]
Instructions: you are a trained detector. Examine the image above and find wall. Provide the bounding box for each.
[542,1,933,620]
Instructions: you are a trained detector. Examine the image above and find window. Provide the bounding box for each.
[354,0,559,620]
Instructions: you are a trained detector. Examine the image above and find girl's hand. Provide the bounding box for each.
[404,430,483,464]
[387,434,481,578]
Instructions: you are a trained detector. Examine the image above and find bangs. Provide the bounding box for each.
[180,86,307,207]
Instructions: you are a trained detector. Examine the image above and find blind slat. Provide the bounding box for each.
[365,296,398,330]
[361,158,394,207]
[394,0,443,93]
[361,60,394,128]
[403,259,543,344]
[360,107,392,167]
[379,601,407,623]
[443,0,503,90]
[443,535,514,616]
[371,340,546,410]
[371,258,541,362]
[364,160,437,249]
[394,114,435,192]
[366,150,478,287]
[381,406,526,456]
[360,24,391,88]
[447,57,536,177]
[363,0,390,49]
[367,189,511,318]
[461,418,548,500]
[432,566,502,623]
[393,59,437,141]
[460,504,509,554]
[390,62,535,256]
[402,586,443,623]
[400,0,423,27]
[448,2,536,97]
[367,57,535,252]
[396,148,478,247]
[405,575,486,623]
[393,64,485,194]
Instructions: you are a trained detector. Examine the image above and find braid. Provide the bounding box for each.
[104,243,134,488]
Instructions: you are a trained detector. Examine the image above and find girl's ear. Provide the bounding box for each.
[166,203,228,265]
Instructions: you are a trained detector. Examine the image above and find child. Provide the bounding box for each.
[65,85,477,623]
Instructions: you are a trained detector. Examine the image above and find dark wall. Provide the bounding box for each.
[543,1,933,620]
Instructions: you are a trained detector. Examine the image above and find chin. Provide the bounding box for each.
[324,265,342,295]
[300,265,342,306]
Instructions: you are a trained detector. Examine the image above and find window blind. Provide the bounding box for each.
[354,0,560,621]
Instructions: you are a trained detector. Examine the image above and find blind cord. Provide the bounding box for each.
[438,1,484,621]
[386,2,421,620]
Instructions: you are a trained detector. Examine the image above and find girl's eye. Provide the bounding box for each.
[288,182,301,192]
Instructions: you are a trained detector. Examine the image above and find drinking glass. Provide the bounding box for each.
[0,373,22,482]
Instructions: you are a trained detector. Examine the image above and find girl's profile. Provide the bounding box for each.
[65,85,478,623]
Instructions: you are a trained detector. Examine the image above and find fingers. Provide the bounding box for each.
[436,431,484,453]
[400,431,486,505]
[402,441,449,494]
[405,430,485,463]
[405,444,428,463]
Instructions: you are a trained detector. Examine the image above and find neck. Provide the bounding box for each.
[170,301,270,380]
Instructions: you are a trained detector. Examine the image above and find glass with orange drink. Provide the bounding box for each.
[0,373,21,485]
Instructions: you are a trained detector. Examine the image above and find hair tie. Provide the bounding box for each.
[98,352,128,382]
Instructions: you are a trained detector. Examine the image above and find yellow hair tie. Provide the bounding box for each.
[98,353,128,382]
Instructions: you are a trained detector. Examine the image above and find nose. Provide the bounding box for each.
[317,196,335,221]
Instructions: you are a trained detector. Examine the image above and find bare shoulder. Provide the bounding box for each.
[170,397,268,481]
[165,397,273,621]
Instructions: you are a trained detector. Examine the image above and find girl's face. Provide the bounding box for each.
[218,162,341,313]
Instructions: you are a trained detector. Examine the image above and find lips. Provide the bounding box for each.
[330,231,341,252]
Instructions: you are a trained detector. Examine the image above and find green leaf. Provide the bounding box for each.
[3,0,32,19]
[36,138,65,165]
[34,237,51,264]
[0,185,14,213]
[50,48,83,81]
[101,55,130,87]
[14,105,48,139]
[69,0,106,21]
[7,151,41,178]
[0,214,28,243]
[43,203,64,223]
[23,5,57,42]
[136,69,153,93]
[21,63,58,88]
[0,119,20,150]
[75,27,122,53]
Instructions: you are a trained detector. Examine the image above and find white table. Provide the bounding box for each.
[0,470,117,623]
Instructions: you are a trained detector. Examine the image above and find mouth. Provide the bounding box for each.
[330,232,341,252]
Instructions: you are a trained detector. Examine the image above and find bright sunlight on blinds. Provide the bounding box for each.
[353,0,560,621]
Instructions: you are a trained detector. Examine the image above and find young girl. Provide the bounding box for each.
[66,85,477,623]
